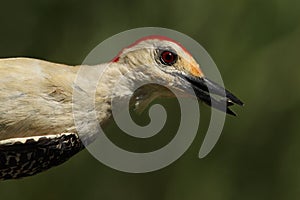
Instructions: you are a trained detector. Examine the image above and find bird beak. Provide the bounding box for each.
[184,76,244,116]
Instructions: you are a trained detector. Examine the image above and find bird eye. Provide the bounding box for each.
[159,50,178,66]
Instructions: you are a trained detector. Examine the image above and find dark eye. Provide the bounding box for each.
[159,50,178,66]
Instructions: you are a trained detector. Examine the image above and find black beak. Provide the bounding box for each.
[185,76,244,116]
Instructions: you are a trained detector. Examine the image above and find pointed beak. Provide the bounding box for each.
[184,76,244,116]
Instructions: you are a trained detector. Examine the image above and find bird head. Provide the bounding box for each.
[110,35,243,115]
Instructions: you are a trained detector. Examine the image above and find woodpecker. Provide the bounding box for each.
[0,35,243,180]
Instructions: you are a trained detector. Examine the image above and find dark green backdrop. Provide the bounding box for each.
[1,0,300,199]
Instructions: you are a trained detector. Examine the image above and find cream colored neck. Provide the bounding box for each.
[0,58,132,140]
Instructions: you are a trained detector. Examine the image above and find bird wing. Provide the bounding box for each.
[0,57,84,180]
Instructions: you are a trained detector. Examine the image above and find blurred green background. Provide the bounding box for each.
[1,0,300,199]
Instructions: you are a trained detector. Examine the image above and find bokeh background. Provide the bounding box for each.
[1,0,300,199]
